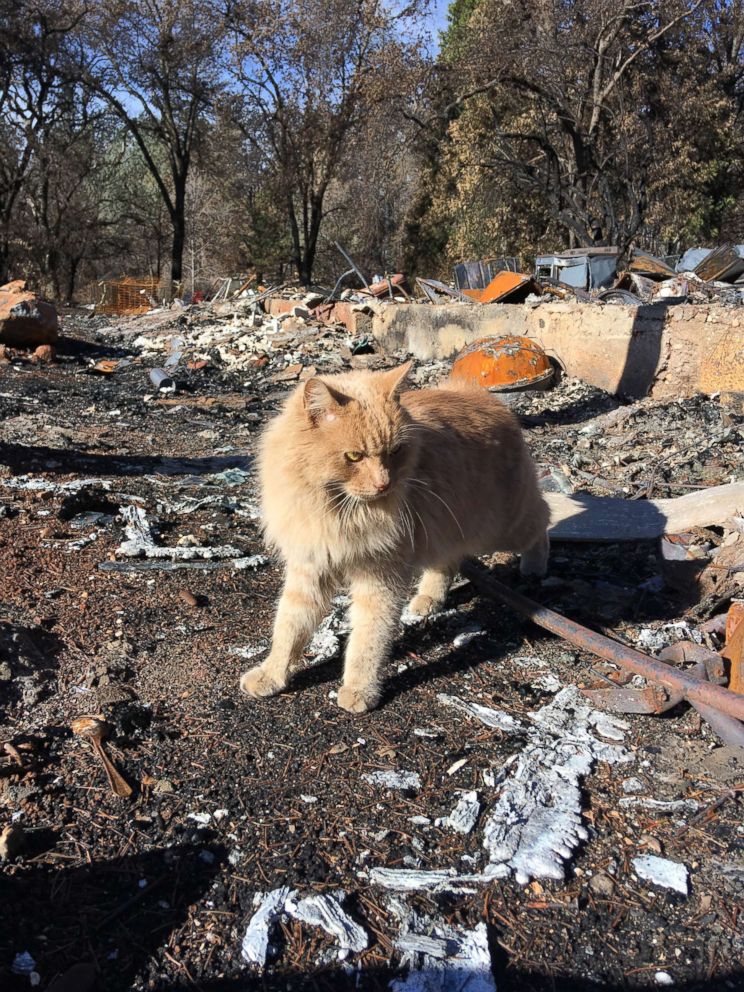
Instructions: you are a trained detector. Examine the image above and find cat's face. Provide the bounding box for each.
[302,364,417,504]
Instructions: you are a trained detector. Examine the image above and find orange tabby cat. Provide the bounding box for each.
[240,362,549,713]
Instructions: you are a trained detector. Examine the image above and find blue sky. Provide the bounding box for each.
[427,0,451,50]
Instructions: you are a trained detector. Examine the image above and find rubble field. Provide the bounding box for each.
[1,302,743,992]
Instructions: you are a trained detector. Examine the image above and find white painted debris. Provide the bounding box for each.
[632,855,689,896]
[300,795,318,804]
[369,865,508,893]
[443,791,481,834]
[363,770,421,791]
[377,686,630,893]
[482,687,629,885]
[11,952,37,975]
[286,893,368,956]
[241,886,293,966]
[117,505,244,560]
[438,693,523,733]
[655,971,675,986]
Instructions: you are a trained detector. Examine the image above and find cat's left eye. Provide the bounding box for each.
[345,451,364,462]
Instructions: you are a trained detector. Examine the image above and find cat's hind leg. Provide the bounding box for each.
[519,531,550,578]
[240,564,334,699]
[407,564,457,617]
[338,569,409,713]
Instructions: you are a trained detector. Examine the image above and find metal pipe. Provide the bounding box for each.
[149,368,175,391]
[460,561,744,722]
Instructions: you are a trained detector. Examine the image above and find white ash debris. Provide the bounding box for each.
[241,888,368,968]
[530,672,562,693]
[632,855,690,896]
[368,866,508,893]
[229,642,268,660]
[452,625,487,649]
[440,686,630,886]
[621,776,645,794]
[241,886,293,967]
[306,595,352,664]
[619,797,700,814]
[439,791,481,834]
[482,688,630,884]
[437,694,523,733]
[363,770,422,791]
[634,622,703,654]
[117,505,243,560]
[387,896,496,992]
[0,475,111,494]
[400,607,458,627]
[285,892,368,957]
[481,742,594,885]
[528,686,628,748]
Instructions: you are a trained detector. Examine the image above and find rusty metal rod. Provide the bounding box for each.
[461,561,744,722]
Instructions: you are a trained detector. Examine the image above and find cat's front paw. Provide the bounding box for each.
[407,593,440,617]
[239,665,286,700]
[337,684,380,714]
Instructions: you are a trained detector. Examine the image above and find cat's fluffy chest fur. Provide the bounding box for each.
[240,363,549,713]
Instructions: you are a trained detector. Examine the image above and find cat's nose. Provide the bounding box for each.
[375,477,390,493]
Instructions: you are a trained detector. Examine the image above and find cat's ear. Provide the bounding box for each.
[379,360,412,399]
[303,378,348,422]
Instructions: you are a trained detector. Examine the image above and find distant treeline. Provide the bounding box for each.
[1,1,742,298]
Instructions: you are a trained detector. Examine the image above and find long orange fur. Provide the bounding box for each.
[240,362,550,713]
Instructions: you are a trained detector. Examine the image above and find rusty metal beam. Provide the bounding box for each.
[460,561,744,722]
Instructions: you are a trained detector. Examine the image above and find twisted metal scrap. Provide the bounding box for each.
[461,561,744,749]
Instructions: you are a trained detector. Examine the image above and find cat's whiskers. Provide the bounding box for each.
[410,502,430,549]
[403,476,466,540]
[397,496,415,551]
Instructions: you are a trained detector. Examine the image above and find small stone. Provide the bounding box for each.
[0,824,25,861]
[588,872,615,897]
[0,661,12,681]
[153,779,174,795]
[178,589,198,608]
[640,834,663,855]
[176,534,199,547]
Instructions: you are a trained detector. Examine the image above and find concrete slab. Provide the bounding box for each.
[372,301,744,399]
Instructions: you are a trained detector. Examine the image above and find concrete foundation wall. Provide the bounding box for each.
[372,301,744,399]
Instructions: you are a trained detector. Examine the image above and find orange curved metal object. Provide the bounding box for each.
[450,335,553,392]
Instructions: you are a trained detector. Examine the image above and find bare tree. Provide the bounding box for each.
[226,0,427,285]
[0,0,84,283]
[77,0,224,290]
